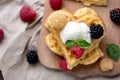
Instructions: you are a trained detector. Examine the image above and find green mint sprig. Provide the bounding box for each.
[106,43,120,61]
[76,39,90,48]
[65,39,90,48]
[65,40,76,48]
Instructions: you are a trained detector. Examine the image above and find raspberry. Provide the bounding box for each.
[90,24,104,39]
[110,8,120,23]
[20,6,37,22]
[0,29,4,42]
[26,50,38,64]
[59,58,69,72]
[70,46,84,59]
[49,0,62,10]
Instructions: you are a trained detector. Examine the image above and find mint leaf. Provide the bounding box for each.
[65,39,91,48]
[76,39,90,48]
[106,43,120,61]
[65,40,76,48]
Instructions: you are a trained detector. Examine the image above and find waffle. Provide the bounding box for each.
[44,7,105,70]
[75,0,107,6]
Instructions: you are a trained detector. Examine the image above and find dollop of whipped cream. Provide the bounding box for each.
[59,21,91,44]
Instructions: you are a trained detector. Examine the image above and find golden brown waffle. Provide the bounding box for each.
[74,0,107,6]
[44,7,105,70]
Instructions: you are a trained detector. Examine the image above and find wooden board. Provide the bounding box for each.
[38,0,120,78]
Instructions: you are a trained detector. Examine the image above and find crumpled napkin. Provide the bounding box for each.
[0,0,120,80]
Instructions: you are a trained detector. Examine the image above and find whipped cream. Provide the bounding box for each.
[59,21,91,44]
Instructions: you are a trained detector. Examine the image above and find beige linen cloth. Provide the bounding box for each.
[0,0,120,80]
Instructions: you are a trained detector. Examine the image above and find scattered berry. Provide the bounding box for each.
[0,29,4,42]
[90,24,104,39]
[20,6,37,22]
[70,46,84,59]
[59,58,69,72]
[49,0,62,10]
[26,50,38,64]
[110,8,120,23]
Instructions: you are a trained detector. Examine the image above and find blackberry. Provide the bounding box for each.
[110,8,120,23]
[26,50,38,64]
[90,24,104,39]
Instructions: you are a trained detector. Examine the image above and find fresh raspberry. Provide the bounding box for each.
[70,46,84,59]
[20,6,37,22]
[59,58,69,72]
[110,8,120,23]
[49,0,62,10]
[0,29,4,42]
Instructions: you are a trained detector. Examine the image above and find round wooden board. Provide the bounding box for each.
[38,0,120,78]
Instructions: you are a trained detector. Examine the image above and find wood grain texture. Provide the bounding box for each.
[38,0,120,78]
